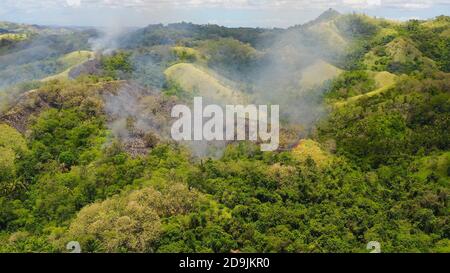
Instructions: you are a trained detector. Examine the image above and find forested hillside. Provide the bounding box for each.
[0,10,448,253]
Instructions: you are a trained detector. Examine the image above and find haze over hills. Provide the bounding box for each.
[0,9,449,253]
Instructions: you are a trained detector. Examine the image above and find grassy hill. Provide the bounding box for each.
[292,139,332,167]
[0,33,27,42]
[364,37,437,73]
[333,71,397,107]
[306,18,348,49]
[299,59,343,88]
[164,62,247,104]
[41,51,94,81]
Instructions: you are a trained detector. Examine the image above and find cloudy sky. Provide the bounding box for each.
[0,0,449,27]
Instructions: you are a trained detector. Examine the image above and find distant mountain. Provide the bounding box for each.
[310,8,341,24]
[120,22,278,49]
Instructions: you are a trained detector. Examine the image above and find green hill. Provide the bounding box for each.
[364,37,437,73]
[164,62,247,104]
[299,59,343,88]
[333,71,397,107]
[41,51,94,81]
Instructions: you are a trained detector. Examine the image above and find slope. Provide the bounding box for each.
[334,71,397,107]
[164,63,247,104]
[41,51,94,81]
[299,59,343,89]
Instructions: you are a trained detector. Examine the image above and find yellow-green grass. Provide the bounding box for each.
[373,28,398,42]
[0,33,27,41]
[172,46,204,63]
[292,139,332,167]
[164,63,247,104]
[385,37,423,63]
[422,19,450,30]
[307,20,348,48]
[299,59,343,89]
[413,152,450,182]
[371,71,397,87]
[333,71,397,107]
[42,50,94,82]
[0,123,27,177]
[364,37,437,71]
[440,28,450,38]
[363,50,381,71]
[59,51,94,67]
[0,123,27,151]
[364,37,418,69]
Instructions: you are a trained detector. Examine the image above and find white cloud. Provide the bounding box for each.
[2,0,450,10]
[0,0,448,27]
[66,0,81,7]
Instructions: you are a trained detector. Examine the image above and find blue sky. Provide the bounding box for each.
[1,0,449,28]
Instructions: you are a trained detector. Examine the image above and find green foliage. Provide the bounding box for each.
[319,71,450,169]
[121,22,273,49]
[200,38,260,82]
[0,124,27,152]
[29,108,105,169]
[399,19,450,72]
[336,14,379,39]
[326,70,376,100]
[101,52,133,79]
[162,80,192,100]
[0,124,28,197]
[172,46,198,63]
[0,29,94,89]
[65,182,202,252]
